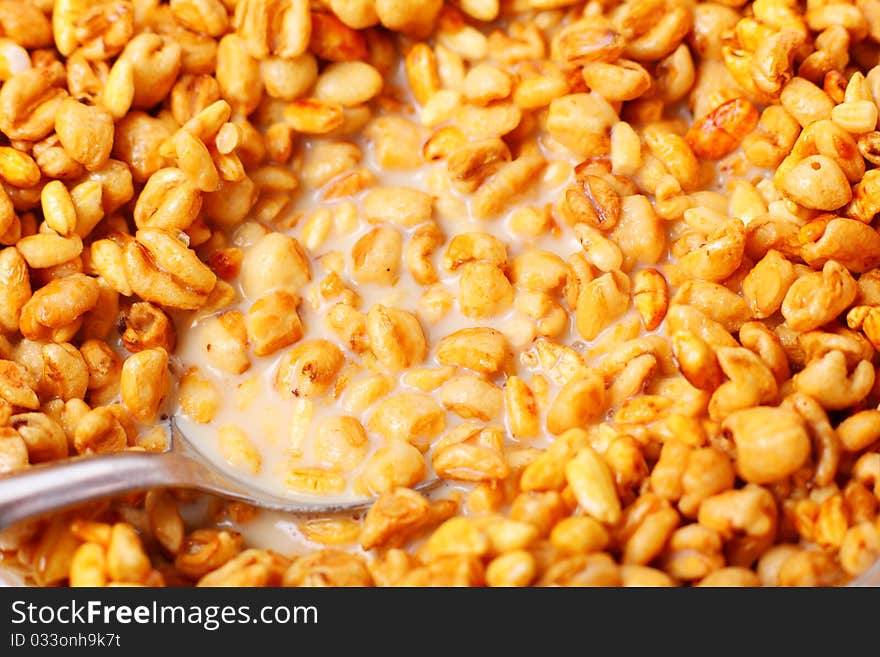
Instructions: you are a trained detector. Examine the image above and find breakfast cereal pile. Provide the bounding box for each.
[0,0,879,586]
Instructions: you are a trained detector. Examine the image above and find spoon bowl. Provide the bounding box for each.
[0,419,437,530]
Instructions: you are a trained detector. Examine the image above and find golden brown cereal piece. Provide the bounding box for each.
[0,67,67,142]
[241,232,311,298]
[661,523,725,581]
[219,426,262,475]
[427,517,489,560]
[0,247,30,333]
[556,22,624,66]
[521,430,587,494]
[432,422,508,482]
[0,426,28,474]
[741,250,796,319]
[800,218,880,273]
[550,516,611,555]
[405,223,444,286]
[124,229,217,311]
[537,552,621,586]
[443,232,507,271]
[120,348,169,422]
[365,116,423,170]
[780,77,834,128]
[837,410,880,452]
[286,467,346,495]
[80,339,122,397]
[463,64,512,106]
[69,542,107,587]
[106,523,152,584]
[245,290,303,357]
[686,98,759,160]
[40,180,77,236]
[366,305,427,372]
[839,523,880,577]
[122,302,176,354]
[485,550,536,587]
[315,61,382,107]
[363,186,433,228]
[670,219,745,285]
[547,369,606,435]
[793,351,874,411]
[309,10,368,61]
[377,0,442,38]
[201,310,250,375]
[146,490,185,556]
[11,412,67,463]
[504,376,539,440]
[672,331,722,393]
[510,250,568,293]
[437,328,511,375]
[566,446,622,526]
[0,359,39,410]
[16,233,83,270]
[33,135,85,183]
[0,146,41,188]
[777,155,852,211]
[0,1,52,49]
[40,343,89,402]
[696,568,760,587]
[275,339,344,400]
[781,261,858,332]
[283,549,372,587]
[723,407,811,484]
[617,495,680,566]
[73,406,127,455]
[9,0,880,589]
[19,273,100,342]
[298,518,361,547]
[575,223,624,272]
[547,94,616,159]
[633,269,668,331]
[438,374,503,422]
[472,146,546,219]
[134,168,202,231]
[459,262,514,319]
[55,98,115,172]
[313,416,368,472]
[582,59,651,103]
[360,488,430,552]
[120,33,182,110]
[446,138,511,193]
[179,367,219,424]
[175,529,243,580]
[283,98,344,134]
[351,227,402,285]
[368,392,445,449]
[698,485,778,567]
[171,0,229,37]
[560,174,621,231]
[405,43,441,105]
[575,270,630,341]
[359,441,426,495]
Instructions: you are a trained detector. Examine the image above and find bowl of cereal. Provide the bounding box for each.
[0,0,879,588]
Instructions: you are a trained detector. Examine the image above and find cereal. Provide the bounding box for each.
[120,348,169,422]
[3,0,879,591]
[565,446,622,526]
[218,425,261,475]
[723,407,811,484]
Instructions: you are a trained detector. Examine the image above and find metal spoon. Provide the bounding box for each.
[0,419,437,530]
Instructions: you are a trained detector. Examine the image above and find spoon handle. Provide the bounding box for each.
[0,451,194,530]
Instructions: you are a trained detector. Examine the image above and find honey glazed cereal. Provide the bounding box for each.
[0,0,879,587]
